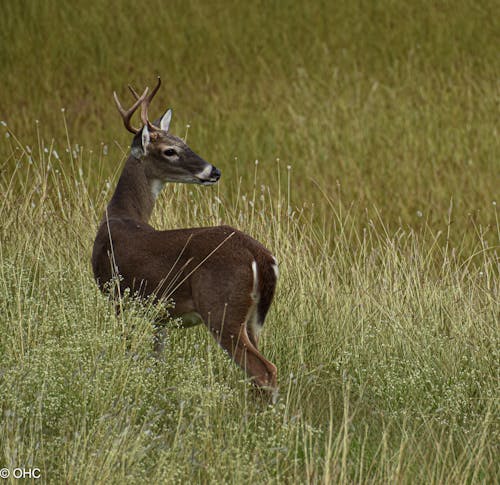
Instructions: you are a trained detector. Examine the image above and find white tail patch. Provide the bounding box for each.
[251,260,259,300]
[272,264,279,279]
[271,256,279,279]
[245,260,262,342]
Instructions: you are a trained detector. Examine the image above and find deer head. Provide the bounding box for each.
[113,77,221,190]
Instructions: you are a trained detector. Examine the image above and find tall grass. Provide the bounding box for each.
[1,0,498,482]
[0,0,498,234]
[0,123,498,483]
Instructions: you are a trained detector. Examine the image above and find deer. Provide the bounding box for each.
[91,77,278,393]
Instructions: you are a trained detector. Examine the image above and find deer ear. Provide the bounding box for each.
[141,124,151,149]
[131,125,150,158]
[160,109,172,132]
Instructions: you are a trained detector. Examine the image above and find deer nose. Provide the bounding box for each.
[210,166,221,181]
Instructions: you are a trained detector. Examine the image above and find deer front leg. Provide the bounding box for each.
[151,308,204,356]
[153,325,167,356]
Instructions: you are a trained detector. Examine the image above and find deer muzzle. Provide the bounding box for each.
[195,165,221,185]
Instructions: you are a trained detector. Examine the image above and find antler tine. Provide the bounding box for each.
[127,84,141,100]
[113,86,149,134]
[140,76,162,131]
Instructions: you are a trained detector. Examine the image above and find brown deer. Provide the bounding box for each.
[92,78,278,392]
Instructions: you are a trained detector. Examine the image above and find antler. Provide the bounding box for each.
[113,86,150,134]
[128,77,163,132]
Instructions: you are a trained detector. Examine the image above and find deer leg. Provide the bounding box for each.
[245,309,262,350]
[245,307,263,349]
[215,322,277,390]
[153,325,167,356]
[192,266,278,391]
[199,302,277,390]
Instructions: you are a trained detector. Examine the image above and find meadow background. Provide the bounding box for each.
[0,0,498,483]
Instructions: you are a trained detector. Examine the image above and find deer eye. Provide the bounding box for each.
[163,148,177,157]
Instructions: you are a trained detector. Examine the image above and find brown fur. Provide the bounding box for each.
[92,147,278,390]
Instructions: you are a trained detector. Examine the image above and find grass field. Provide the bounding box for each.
[0,1,498,483]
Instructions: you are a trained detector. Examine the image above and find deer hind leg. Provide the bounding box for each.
[216,323,277,390]
[246,308,262,349]
[192,266,277,391]
[215,313,277,390]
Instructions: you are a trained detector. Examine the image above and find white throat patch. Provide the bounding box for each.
[150,179,164,199]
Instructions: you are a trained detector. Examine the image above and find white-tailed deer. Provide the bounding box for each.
[92,78,278,392]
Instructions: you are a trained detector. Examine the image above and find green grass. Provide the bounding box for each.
[1,0,498,234]
[1,1,499,483]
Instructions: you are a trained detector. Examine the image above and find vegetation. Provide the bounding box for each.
[0,0,498,483]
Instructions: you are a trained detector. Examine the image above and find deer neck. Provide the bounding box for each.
[106,156,157,223]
